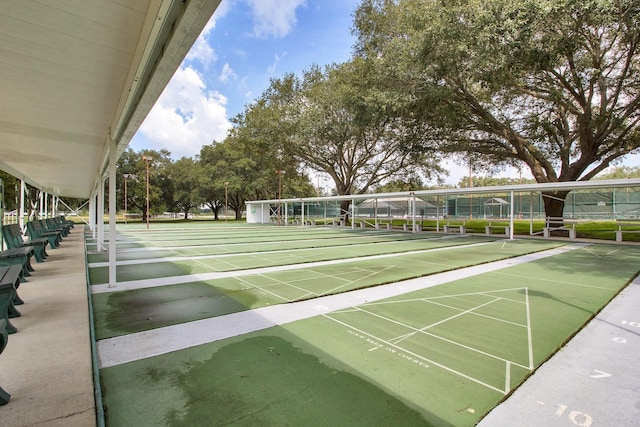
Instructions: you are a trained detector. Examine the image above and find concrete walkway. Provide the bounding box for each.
[0,229,95,426]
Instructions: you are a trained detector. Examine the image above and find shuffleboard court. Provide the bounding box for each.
[87,231,500,284]
[96,233,640,426]
[91,235,562,339]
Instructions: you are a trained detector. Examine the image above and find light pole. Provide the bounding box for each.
[468,155,473,219]
[224,181,229,222]
[142,155,151,229]
[316,174,328,197]
[123,173,131,224]
[275,170,285,225]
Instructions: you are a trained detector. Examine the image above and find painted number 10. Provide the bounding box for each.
[555,405,593,427]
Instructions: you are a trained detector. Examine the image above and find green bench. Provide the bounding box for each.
[45,217,71,237]
[26,220,62,249]
[0,318,10,405]
[0,265,21,406]
[2,224,49,263]
[59,215,75,229]
[0,247,35,280]
[0,265,24,335]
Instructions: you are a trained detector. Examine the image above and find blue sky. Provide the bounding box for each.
[130,0,359,160]
[130,0,637,185]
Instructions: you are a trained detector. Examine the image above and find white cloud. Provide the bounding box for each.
[267,52,287,74]
[219,63,237,82]
[246,0,306,38]
[185,17,218,66]
[139,66,232,158]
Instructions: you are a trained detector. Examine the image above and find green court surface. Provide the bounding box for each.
[88,231,499,284]
[91,233,562,339]
[96,228,640,426]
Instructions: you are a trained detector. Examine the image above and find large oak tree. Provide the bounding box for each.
[354,0,640,221]
[262,61,438,219]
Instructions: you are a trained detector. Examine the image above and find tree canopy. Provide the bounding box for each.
[353,0,640,218]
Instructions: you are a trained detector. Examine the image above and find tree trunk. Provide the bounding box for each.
[340,200,351,223]
[542,190,569,229]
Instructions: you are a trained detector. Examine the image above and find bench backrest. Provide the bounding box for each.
[2,224,25,249]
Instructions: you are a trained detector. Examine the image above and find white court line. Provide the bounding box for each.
[350,303,529,370]
[253,273,320,300]
[494,270,614,291]
[363,286,529,306]
[88,233,471,267]
[99,230,428,254]
[421,297,528,328]
[97,244,585,368]
[91,241,496,292]
[323,314,507,395]
[390,298,501,344]
[234,276,293,302]
[524,288,534,369]
[316,265,396,297]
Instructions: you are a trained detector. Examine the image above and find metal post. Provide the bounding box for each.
[509,191,515,240]
[530,192,534,235]
[108,141,117,288]
[275,170,285,225]
[436,195,440,232]
[411,192,416,233]
[142,156,151,229]
[97,177,105,251]
[123,174,130,224]
[351,199,355,230]
[19,180,25,231]
[224,181,229,222]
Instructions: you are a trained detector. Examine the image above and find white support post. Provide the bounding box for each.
[411,192,416,233]
[509,191,515,240]
[108,141,117,288]
[284,202,288,225]
[19,180,26,231]
[37,191,43,219]
[43,192,48,219]
[90,193,96,237]
[529,192,534,235]
[97,177,105,251]
[374,198,378,226]
[301,201,305,225]
[436,195,440,232]
[351,199,355,230]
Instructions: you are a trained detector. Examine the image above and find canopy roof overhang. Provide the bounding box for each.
[251,178,640,204]
[0,0,221,199]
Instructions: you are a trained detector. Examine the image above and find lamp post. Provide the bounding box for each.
[224,181,229,222]
[275,170,285,225]
[468,155,473,220]
[123,173,131,224]
[142,155,151,229]
[316,174,328,197]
